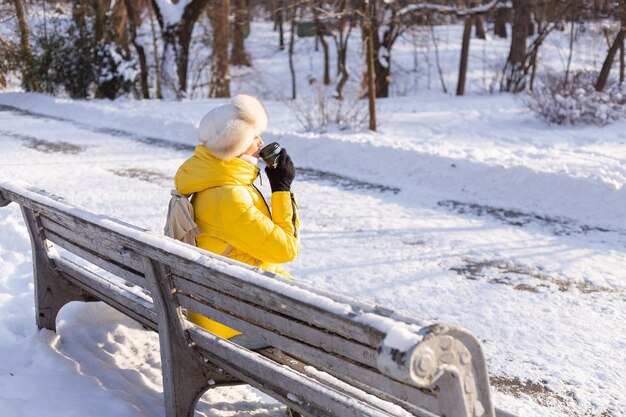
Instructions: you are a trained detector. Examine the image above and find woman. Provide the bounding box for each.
[174,94,300,339]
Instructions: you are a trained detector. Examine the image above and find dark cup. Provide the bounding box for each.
[260,142,282,169]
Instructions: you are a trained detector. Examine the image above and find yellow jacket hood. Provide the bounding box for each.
[175,145,259,195]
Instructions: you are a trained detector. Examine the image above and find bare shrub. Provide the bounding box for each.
[526,71,626,125]
[286,84,369,133]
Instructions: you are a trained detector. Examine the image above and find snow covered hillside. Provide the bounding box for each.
[1,20,625,417]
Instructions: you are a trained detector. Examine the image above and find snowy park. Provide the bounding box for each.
[0,1,625,417]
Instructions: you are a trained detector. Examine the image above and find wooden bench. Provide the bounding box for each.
[0,181,507,417]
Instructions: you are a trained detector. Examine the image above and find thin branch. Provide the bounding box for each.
[399,0,506,18]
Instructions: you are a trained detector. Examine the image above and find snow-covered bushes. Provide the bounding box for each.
[526,71,626,125]
[28,19,137,99]
[287,85,369,133]
[96,44,139,100]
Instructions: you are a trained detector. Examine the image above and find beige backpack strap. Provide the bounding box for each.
[221,245,234,257]
[164,189,201,245]
[166,188,259,264]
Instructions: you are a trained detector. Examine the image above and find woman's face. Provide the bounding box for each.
[242,135,264,157]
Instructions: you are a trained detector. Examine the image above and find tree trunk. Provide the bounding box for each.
[503,0,531,92]
[457,14,473,96]
[494,6,508,38]
[277,1,285,50]
[231,0,251,66]
[366,1,397,99]
[527,13,535,37]
[13,0,40,91]
[110,0,131,56]
[0,39,7,87]
[595,2,625,91]
[91,0,105,43]
[527,41,539,91]
[315,24,331,84]
[333,0,351,100]
[509,0,530,68]
[564,19,575,86]
[596,30,625,91]
[335,45,349,99]
[124,0,150,98]
[320,33,330,85]
[619,35,624,85]
[474,15,486,40]
[431,23,448,94]
[289,12,296,99]
[209,0,231,98]
[363,0,376,131]
[148,0,162,99]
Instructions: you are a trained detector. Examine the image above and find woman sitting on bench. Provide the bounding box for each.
[173,94,301,341]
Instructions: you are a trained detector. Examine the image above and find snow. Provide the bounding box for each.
[153,0,194,27]
[379,325,423,352]
[0,15,625,417]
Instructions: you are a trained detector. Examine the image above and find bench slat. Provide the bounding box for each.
[54,256,157,331]
[260,348,439,417]
[173,274,379,368]
[39,214,146,284]
[44,227,146,289]
[182,295,441,415]
[170,265,388,349]
[282,278,432,330]
[186,327,404,417]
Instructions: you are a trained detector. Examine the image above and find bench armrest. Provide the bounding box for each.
[377,325,494,417]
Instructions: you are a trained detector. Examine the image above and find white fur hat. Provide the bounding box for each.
[198,94,268,160]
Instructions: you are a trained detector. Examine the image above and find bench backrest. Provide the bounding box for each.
[0,181,499,417]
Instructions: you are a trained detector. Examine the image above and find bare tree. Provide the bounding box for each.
[363,0,376,130]
[208,0,231,98]
[148,0,163,98]
[123,0,150,98]
[502,0,532,92]
[595,1,626,91]
[474,10,487,39]
[313,2,331,85]
[457,0,476,96]
[501,0,582,93]
[399,0,502,96]
[231,0,252,66]
[328,0,354,100]
[289,8,297,99]
[494,4,509,38]
[276,0,286,50]
[564,19,576,86]
[619,33,625,85]
[361,0,403,98]
[150,0,210,98]
[12,0,40,91]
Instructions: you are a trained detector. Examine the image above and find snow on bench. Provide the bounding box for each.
[0,180,502,417]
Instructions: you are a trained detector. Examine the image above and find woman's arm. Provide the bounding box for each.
[221,188,300,264]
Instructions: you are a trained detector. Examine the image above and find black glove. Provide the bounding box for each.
[265,148,295,192]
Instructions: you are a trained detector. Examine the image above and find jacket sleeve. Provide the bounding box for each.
[220,189,300,264]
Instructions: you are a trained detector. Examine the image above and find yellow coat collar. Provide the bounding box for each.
[174,145,259,195]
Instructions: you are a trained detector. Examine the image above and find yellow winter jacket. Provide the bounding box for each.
[174,145,300,338]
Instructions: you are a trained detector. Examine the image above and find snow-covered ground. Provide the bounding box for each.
[1,15,625,417]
